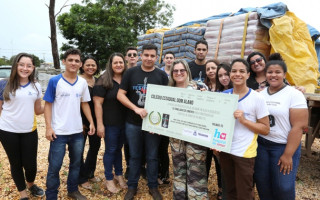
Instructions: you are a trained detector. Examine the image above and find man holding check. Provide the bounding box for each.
[117,44,168,200]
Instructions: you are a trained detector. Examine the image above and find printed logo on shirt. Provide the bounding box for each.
[76,93,82,98]
[192,71,205,82]
[60,92,71,97]
[132,77,148,106]
[212,128,227,147]
[28,91,37,96]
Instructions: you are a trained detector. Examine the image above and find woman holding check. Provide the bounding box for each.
[220,58,270,200]
[169,59,208,200]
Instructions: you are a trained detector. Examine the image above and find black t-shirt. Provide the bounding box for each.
[120,66,168,126]
[93,80,126,126]
[81,84,96,128]
[188,60,206,82]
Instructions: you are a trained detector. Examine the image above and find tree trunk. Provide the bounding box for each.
[49,0,60,69]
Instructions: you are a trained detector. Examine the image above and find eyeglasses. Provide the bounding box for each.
[173,69,186,74]
[127,53,137,57]
[249,57,263,65]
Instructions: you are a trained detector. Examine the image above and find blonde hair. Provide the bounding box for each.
[168,59,192,87]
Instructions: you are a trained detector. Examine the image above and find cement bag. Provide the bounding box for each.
[269,11,319,93]
[161,27,205,65]
[204,12,270,63]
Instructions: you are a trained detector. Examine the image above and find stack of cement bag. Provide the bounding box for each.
[162,27,206,64]
[137,32,163,66]
[204,12,270,63]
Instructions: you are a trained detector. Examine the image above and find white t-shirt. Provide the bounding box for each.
[224,88,269,158]
[260,86,307,144]
[43,74,90,135]
[0,81,42,133]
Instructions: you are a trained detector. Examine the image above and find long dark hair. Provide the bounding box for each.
[96,53,127,89]
[204,59,219,91]
[246,51,267,78]
[3,53,38,101]
[215,63,232,92]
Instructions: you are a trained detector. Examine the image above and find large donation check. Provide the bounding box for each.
[142,84,239,153]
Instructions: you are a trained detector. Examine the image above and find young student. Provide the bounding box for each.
[216,63,232,92]
[78,56,101,190]
[157,51,175,186]
[188,40,209,81]
[161,51,175,76]
[220,58,270,200]
[117,44,168,200]
[204,59,223,199]
[44,48,95,200]
[0,53,45,200]
[125,46,139,68]
[123,46,142,179]
[255,53,308,200]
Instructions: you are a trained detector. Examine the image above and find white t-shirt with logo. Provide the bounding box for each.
[224,88,269,158]
[260,86,307,144]
[0,81,42,133]
[43,74,90,135]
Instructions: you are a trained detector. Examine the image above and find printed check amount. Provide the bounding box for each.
[142,84,239,153]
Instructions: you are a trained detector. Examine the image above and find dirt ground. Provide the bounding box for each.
[0,113,320,200]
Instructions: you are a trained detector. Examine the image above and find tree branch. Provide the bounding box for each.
[55,0,70,18]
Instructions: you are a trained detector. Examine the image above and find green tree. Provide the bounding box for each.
[0,56,10,66]
[57,0,175,68]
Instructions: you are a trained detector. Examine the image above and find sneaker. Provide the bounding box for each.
[124,188,137,200]
[67,190,87,200]
[149,188,162,200]
[28,184,45,197]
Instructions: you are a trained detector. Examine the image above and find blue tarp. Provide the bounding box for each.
[176,2,320,71]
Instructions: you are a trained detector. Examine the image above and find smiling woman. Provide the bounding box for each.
[93,53,128,194]
[0,53,44,199]
[255,53,308,200]
[220,58,270,200]
[168,59,209,199]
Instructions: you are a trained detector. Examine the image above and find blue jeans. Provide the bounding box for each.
[104,125,125,180]
[125,122,161,189]
[46,133,84,200]
[254,136,301,200]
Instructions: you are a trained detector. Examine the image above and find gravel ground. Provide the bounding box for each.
[0,114,319,200]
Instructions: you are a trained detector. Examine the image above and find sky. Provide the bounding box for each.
[0,0,319,63]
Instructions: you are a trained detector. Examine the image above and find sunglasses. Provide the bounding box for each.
[127,53,137,57]
[173,69,186,74]
[249,57,263,65]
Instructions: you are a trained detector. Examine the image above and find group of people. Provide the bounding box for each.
[0,39,308,200]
